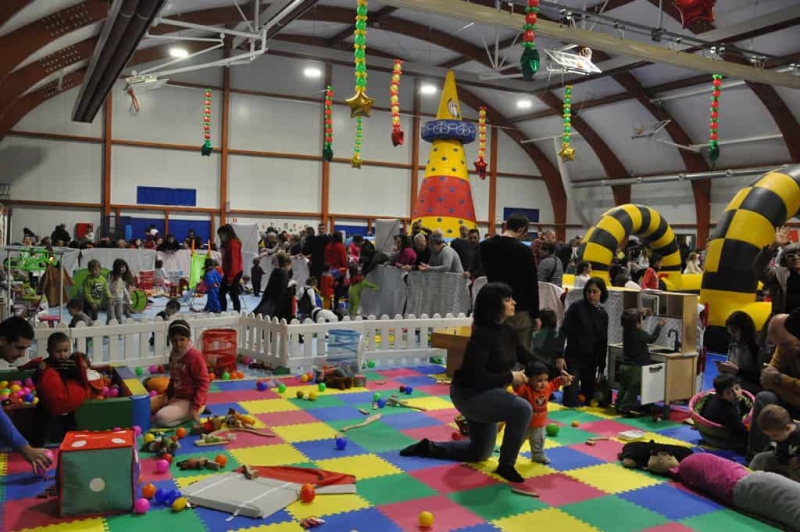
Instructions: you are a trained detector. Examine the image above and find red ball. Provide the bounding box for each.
[710,111,718,119]
[523,30,535,41]
[451,431,463,441]
[710,133,718,140]
[526,12,537,24]
[710,100,719,108]
[204,134,211,140]
[300,483,316,503]
[162,453,173,464]
[712,79,722,87]
[712,90,721,98]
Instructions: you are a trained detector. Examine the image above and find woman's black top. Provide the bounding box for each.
[561,299,609,371]
[453,324,534,392]
[257,269,294,321]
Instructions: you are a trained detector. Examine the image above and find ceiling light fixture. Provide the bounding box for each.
[169,47,188,59]
[420,83,437,95]
[303,66,322,78]
[516,99,533,109]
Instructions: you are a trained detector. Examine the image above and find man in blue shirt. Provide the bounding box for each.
[0,317,52,472]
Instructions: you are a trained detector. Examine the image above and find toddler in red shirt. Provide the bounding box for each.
[515,361,573,464]
[150,320,210,427]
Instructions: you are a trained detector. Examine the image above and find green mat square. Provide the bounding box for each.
[548,409,605,425]
[349,402,417,416]
[615,415,679,431]
[364,371,387,381]
[681,509,778,531]
[448,483,547,520]
[290,395,347,409]
[359,473,437,506]
[287,462,319,469]
[105,504,205,531]
[169,449,239,479]
[544,425,600,446]
[561,495,667,531]
[207,383,221,392]
[326,420,416,453]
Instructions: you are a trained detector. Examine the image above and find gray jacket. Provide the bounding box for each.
[427,245,464,274]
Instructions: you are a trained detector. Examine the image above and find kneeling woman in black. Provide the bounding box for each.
[400,282,534,483]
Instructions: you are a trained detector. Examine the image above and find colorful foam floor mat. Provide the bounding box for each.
[0,364,779,531]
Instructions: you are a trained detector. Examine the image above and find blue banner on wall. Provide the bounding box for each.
[502,207,539,223]
[137,186,197,207]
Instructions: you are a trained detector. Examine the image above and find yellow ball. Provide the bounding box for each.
[589,399,599,408]
[419,511,434,528]
[308,391,318,401]
[32,397,39,405]
[143,433,155,444]
[0,381,7,389]
[506,386,514,394]
[300,374,309,383]
[171,497,187,512]
[9,384,20,393]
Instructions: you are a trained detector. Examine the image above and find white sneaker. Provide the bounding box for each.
[532,454,550,464]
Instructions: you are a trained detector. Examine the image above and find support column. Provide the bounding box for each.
[409,78,421,219]
[102,92,112,221]
[321,64,332,226]
[488,125,498,235]
[219,41,231,226]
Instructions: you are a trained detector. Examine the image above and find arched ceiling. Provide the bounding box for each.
[1,0,799,239]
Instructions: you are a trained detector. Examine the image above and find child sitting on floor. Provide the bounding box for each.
[616,309,665,416]
[151,320,209,427]
[515,361,572,464]
[751,404,800,481]
[67,298,93,328]
[700,373,749,446]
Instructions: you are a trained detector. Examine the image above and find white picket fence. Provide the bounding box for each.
[16,312,472,373]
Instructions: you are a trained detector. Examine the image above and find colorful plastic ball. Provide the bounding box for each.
[155,459,170,473]
[141,483,157,499]
[571,421,580,428]
[222,372,231,381]
[133,425,142,437]
[300,374,309,383]
[149,390,158,397]
[24,377,33,387]
[318,383,326,392]
[404,386,413,395]
[143,433,155,444]
[171,497,187,512]
[20,386,30,395]
[162,453,173,464]
[9,384,20,393]
[0,381,7,389]
[208,372,216,381]
[296,391,305,399]
[451,431,463,441]
[399,385,406,393]
[590,399,599,407]
[154,489,167,504]
[23,393,34,403]
[367,360,375,368]
[134,498,150,514]
[164,490,179,506]
[300,483,316,503]
[335,436,347,450]
[373,392,381,401]
[419,510,434,528]
[32,397,39,405]
[135,367,143,376]
[215,454,228,467]
[308,391,318,401]
[377,398,386,408]
[277,383,286,393]
[175,427,187,439]
[149,365,158,374]
[546,423,560,437]
[109,387,120,398]
[578,394,586,404]
[257,381,268,391]
[157,365,165,373]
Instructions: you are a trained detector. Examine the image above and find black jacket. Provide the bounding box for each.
[622,324,663,366]
[256,269,294,321]
[479,236,539,318]
[453,324,534,392]
[700,394,749,442]
[561,299,609,370]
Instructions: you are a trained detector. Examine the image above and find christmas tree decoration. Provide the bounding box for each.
[474,107,487,180]
[352,116,363,169]
[201,88,212,156]
[520,0,540,81]
[346,0,375,118]
[559,84,574,162]
[708,73,722,165]
[390,59,404,147]
[322,85,334,162]
[673,0,716,28]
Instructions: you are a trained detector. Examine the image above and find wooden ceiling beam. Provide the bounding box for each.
[327,6,397,49]
[0,0,34,29]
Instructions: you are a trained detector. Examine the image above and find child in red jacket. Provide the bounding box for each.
[151,320,210,427]
[515,361,573,464]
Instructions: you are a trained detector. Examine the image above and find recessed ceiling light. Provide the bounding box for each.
[516,99,533,109]
[420,83,437,95]
[303,67,322,78]
[169,47,188,59]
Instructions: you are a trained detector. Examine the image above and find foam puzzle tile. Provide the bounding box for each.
[326,420,417,453]
[378,411,443,430]
[492,507,599,532]
[654,425,704,446]
[285,493,371,520]
[642,524,699,532]
[288,394,348,409]
[570,438,625,462]
[637,431,695,448]
[300,405,368,423]
[620,483,723,520]
[238,399,301,414]
[194,504,295,530]
[378,494,484,531]
[211,521,305,532]
[566,463,663,494]
[520,473,607,506]
[401,396,454,411]
[396,375,439,387]
[256,410,320,427]
[448,483,548,521]
[548,409,606,424]
[24,517,107,532]
[206,389,278,404]
[229,443,309,467]
[316,506,403,532]
[219,429,285,449]
[679,509,778,531]
[543,446,607,471]
[291,438,369,461]
[467,456,555,481]
[357,473,439,506]
[105,505,206,531]
[579,419,645,438]
[314,454,402,480]
[403,423,463,443]
[411,463,499,494]
[271,422,340,443]
[616,415,680,432]
[562,495,668,531]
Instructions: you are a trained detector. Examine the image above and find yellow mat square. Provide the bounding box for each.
[239,399,301,414]
[23,518,107,532]
[0,453,6,476]
[401,396,454,411]
[230,444,309,467]
[272,422,340,443]
[314,454,402,480]
[468,456,555,480]
[174,474,209,489]
[566,463,662,494]
[579,406,617,419]
[632,432,694,447]
[286,494,371,520]
[235,522,306,532]
[493,508,599,531]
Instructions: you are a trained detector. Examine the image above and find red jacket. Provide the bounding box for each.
[165,346,210,412]
[222,238,243,284]
[32,356,91,416]
[324,242,348,272]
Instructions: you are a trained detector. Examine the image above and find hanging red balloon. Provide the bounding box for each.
[200,88,212,156]
[673,0,716,29]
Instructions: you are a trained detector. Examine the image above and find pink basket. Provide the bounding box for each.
[689,389,755,430]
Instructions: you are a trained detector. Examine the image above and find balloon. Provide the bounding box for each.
[155,459,170,473]
[345,88,375,118]
[520,47,540,81]
[300,483,316,503]
[673,0,716,28]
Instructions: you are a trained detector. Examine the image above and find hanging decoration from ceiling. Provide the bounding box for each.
[201,88,212,156]
[474,107,488,180]
[346,0,375,119]
[708,74,722,165]
[520,0,540,81]
[390,59,404,147]
[352,117,363,168]
[558,85,575,162]
[322,85,334,162]
[673,0,716,29]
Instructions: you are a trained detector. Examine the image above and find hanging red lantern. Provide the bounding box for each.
[673,0,716,29]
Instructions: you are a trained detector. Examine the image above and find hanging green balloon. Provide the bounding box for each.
[520,0,540,81]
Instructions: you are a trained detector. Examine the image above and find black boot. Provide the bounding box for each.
[400,439,432,457]
[496,464,525,483]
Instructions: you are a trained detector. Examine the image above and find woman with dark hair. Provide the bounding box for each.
[217,224,243,312]
[560,277,609,407]
[390,234,417,268]
[720,311,763,394]
[254,252,295,322]
[399,282,535,483]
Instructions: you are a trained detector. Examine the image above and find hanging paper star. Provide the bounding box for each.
[558,144,575,162]
[350,154,363,168]
[346,87,375,119]
[673,0,716,29]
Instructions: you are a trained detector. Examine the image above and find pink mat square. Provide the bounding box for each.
[568,439,623,462]
[365,379,404,391]
[411,463,498,494]
[207,389,277,404]
[139,455,174,482]
[256,410,320,427]
[414,384,450,396]
[379,494,483,531]
[521,473,606,506]
[376,368,423,378]
[6,450,60,476]
[642,524,697,532]
[3,497,88,530]
[579,419,640,438]
[222,430,285,449]
[422,408,460,424]
[403,425,461,442]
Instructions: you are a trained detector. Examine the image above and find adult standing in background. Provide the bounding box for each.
[531,229,555,267]
[308,223,330,284]
[449,225,471,271]
[217,224,243,312]
[466,228,483,279]
[420,234,463,274]
[479,213,540,351]
[754,226,800,317]
[537,242,563,286]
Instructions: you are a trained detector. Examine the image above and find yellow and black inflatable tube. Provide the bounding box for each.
[700,165,800,351]
[577,204,696,290]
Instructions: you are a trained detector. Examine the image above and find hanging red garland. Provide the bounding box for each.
[474,107,487,179]
[708,74,722,165]
[390,59,404,147]
[322,85,334,162]
[201,88,212,156]
[520,0,540,81]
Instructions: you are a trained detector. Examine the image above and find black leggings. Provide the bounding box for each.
[219,271,243,312]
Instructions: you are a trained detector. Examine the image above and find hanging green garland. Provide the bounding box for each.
[352,117,363,168]
[558,85,575,162]
[708,74,722,165]
[322,85,334,162]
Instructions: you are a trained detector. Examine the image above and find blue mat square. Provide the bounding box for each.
[656,425,703,445]
[377,450,444,472]
[172,433,205,455]
[306,405,366,423]
[204,402,249,415]
[620,483,723,520]
[321,507,403,531]
[293,438,370,460]
[213,380,260,391]
[379,411,443,430]
[138,478,179,499]
[195,505,294,529]
[542,446,605,471]
[1,473,53,501]
[409,364,447,375]
[336,391,381,405]
[455,525,502,531]
[396,376,438,387]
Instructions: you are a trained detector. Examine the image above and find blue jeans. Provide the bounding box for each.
[430,385,533,467]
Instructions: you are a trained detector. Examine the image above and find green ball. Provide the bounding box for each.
[135,367,143,376]
[355,49,365,59]
[546,423,560,437]
[318,383,326,392]
[373,392,381,401]
[367,360,375,368]
[297,390,305,399]
[277,383,286,393]
[356,5,367,16]
[354,34,366,46]
[355,63,367,73]
[222,372,231,381]
[355,20,367,31]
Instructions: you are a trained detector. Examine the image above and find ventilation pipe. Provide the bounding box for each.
[571,165,788,188]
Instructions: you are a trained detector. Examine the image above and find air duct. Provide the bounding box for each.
[572,165,788,188]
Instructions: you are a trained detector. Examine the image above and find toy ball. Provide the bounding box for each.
[162,453,173,464]
[589,399,599,408]
[215,454,227,467]
[9,384,21,393]
[308,391,318,401]
[143,433,156,444]
[20,386,30,395]
[296,391,305,399]
[571,421,580,428]
[164,490,179,506]
[335,436,347,450]
[222,372,231,381]
[141,483,157,499]
[208,372,216,381]
[373,392,381,401]
[399,385,406,393]
[23,393,34,403]
[318,382,326,392]
[278,383,286,393]
[24,377,33,387]
[109,388,120,398]
[149,365,158,374]
[135,367,143,376]
[133,425,142,437]
[405,386,413,395]
[134,498,150,514]
[367,360,375,368]
[32,397,39,405]
[377,398,387,408]
[155,459,170,473]
[149,390,158,397]
[171,497,187,512]
[0,381,7,389]
[300,374,309,383]
[299,483,316,503]
[257,381,268,391]
[157,365,165,373]
[175,427,187,439]
[154,488,168,504]
[451,431,463,441]
[578,394,586,404]
[546,423,560,437]
[419,510,434,528]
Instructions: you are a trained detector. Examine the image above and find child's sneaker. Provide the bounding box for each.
[531,454,550,464]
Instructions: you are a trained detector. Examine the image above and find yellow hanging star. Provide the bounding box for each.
[346,87,375,118]
[351,154,363,168]
[558,144,575,162]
